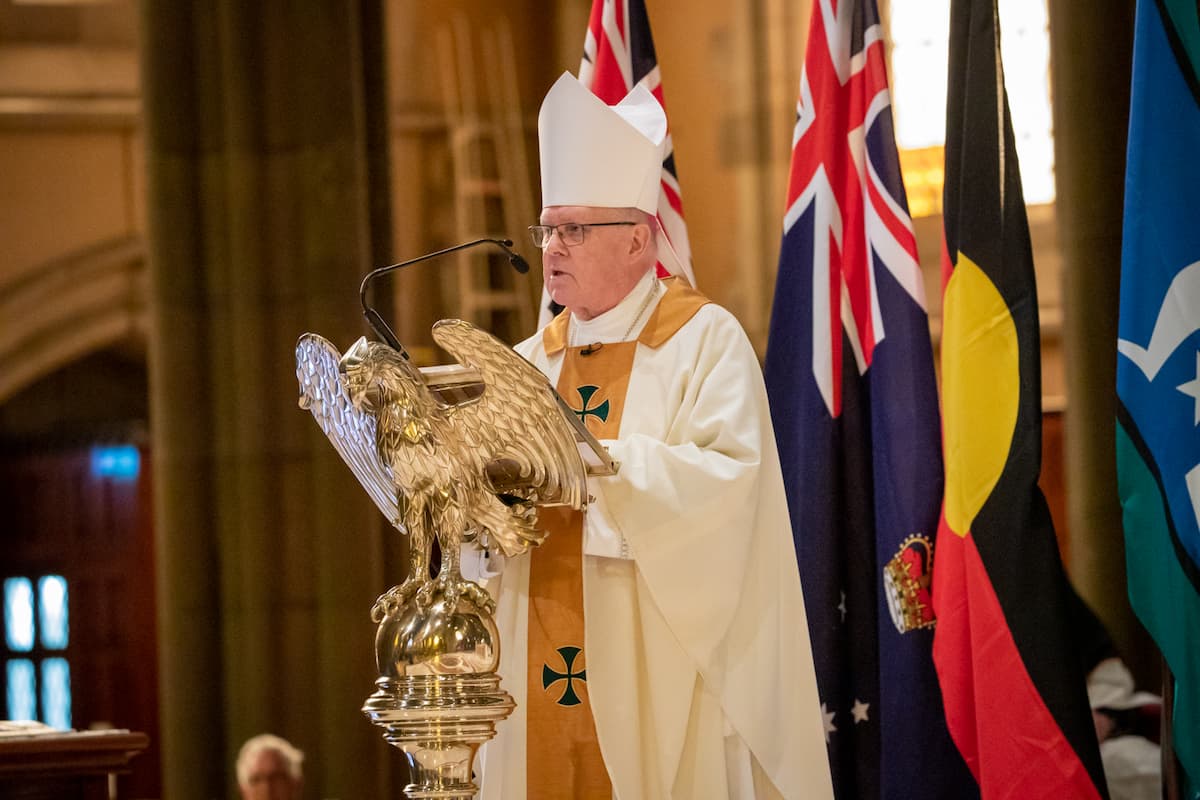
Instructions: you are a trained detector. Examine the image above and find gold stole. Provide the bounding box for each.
[525,278,709,798]
[526,340,634,799]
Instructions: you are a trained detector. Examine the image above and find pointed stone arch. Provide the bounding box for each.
[0,235,147,405]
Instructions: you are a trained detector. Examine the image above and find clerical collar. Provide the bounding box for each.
[569,269,661,348]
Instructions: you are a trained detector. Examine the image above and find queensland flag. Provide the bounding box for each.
[1117,0,1200,790]
[763,1,974,797]
[539,0,695,326]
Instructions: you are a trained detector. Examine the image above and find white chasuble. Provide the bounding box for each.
[477,276,834,800]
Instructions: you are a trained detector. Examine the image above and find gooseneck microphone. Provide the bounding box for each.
[359,238,531,357]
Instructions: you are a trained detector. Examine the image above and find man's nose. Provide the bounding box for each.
[544,227,569,254]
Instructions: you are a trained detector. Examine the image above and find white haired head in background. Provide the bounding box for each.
[236,733,304,800]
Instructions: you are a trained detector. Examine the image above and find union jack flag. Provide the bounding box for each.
[764,0,975,797]
[538,0,695,327]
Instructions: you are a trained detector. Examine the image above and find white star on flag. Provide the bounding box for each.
[821,702,837,742]
[1176,351,1200,425]
[852,698,871,724]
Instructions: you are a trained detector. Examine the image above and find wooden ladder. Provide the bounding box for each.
[436,15,537,342]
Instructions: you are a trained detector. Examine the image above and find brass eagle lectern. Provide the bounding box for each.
[296,317,615,799]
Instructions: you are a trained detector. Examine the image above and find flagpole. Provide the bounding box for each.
[1162,660,1181,800]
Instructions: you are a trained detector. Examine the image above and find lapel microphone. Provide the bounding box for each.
[581,342,604,356]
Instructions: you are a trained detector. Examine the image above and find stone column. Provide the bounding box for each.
[139,2,400,797]
[1047,0,1154,684]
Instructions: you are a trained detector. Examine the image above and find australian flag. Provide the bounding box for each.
[763,1,975,797]
[539,0,696,327]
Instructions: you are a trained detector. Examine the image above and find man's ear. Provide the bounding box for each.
[628,221,653,259]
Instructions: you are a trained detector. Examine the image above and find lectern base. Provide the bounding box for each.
[364,674,515,799]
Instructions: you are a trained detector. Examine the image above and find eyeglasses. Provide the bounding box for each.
[527,221,636,248]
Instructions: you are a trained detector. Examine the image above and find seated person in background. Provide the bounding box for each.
[236,733,303,800]
[1087,656,1163,800]
[1067,582,1162,800]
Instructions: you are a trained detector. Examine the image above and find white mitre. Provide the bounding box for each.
[538,72,666,212]
[537,72,689,278]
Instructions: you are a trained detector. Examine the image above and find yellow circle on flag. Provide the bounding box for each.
[941,254,1020,536]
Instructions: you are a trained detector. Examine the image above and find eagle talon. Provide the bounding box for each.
[414,580,436,609]
[461,581,496,615]
[370,577,423,622]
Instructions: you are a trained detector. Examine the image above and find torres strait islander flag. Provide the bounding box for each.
[1117,0,1200,789]
[538,0,695,326]
[763,0,975,797]
[933,0,1108,797]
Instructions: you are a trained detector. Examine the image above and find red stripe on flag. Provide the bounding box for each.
[661,179,682,216]
[932,520,1103,799]
[865,169,918,264]
[591,41,629,102]
[826,227,843,417]
[586,0,604,41]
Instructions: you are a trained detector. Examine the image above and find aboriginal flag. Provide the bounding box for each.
[932,0,1109,797]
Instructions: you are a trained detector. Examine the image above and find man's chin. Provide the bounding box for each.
[545,283,573,308]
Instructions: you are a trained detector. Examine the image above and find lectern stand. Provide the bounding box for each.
[0,730,148,800]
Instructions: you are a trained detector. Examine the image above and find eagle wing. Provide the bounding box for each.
[431,319,589,528]
[295,333,403,532]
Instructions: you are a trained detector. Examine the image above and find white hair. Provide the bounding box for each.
[236,733,304,787]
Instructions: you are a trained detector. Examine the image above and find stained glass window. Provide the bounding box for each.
[4,578,33,652]
[6,659,36,721]
[41,659,71,729]
[4,575,72,726]
[38,576,68,650]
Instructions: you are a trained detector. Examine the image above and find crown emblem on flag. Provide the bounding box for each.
[883,534,937,633]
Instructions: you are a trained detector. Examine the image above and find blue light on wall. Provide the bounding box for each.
[90,445,140,481]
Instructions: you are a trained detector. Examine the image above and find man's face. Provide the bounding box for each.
[539,205,647,321]
[239,749,301,800]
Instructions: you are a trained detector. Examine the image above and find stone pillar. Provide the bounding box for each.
[1047,0,1153,684]
[139,2,400,797]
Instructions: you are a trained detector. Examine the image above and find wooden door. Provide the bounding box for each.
[0,446,160,799]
